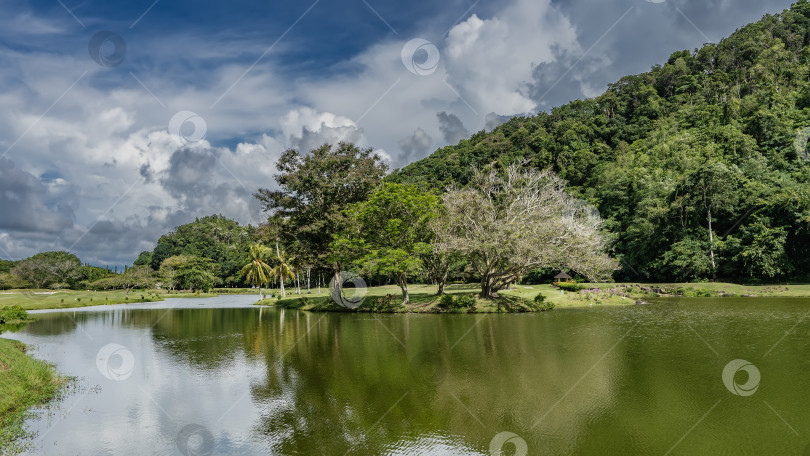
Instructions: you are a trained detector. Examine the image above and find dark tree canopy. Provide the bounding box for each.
[254,142,388,270]
[147,215,255,286]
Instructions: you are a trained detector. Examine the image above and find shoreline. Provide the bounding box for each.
[0,338,68,454]
[255,282,810,313]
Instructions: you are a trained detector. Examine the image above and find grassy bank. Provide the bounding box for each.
[212,288,264,295]
[0,289,166,311]
[0,338,67,454]
[258,284,558,313]
[0,289,223,311]
[256,282,810,313]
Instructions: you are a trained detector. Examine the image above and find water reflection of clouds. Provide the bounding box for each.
[11,301,268,455]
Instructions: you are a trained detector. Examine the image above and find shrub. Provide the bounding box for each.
[533,293,555,311]
[0,305,30,323]
[454,295,476,309]
[437,294,455,310]
[556,282,585,292]
[437,294,476,311]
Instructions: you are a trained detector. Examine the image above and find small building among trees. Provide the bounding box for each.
[554,271,572,282]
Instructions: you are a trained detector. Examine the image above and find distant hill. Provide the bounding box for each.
[389,1,810,282]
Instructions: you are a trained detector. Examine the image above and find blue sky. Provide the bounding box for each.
[0,0,796,266]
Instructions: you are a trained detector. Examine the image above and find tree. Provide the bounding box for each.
[240,244,273,297]
[334,183,441,303]
[434,165,618,299]
[175,268,216,293]
[272,244,296,298]
[254,142,387,289]
[681,161,740,279]
[0,272,29,290]
[737,222,790,279]
[160,255,217,291]
[657,236,714,281]
[119,265,156,292]
[133,251,153,268]
[159,255,191,290]
[10,252,80,289]
[147,215,255,285]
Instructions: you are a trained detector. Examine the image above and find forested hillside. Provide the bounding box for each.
[390,1,810,282]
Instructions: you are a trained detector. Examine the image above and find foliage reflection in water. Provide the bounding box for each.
[4,295,810,455]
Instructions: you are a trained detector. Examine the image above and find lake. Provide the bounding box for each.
[3,295,810,455]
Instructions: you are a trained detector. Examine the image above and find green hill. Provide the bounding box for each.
[389,1,810,282]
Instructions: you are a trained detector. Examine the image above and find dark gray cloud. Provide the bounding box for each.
[437,112,469,144]
[485,112,513,131]
[398,128,433,161]
[0,158,74,233]
[161,148,219,199]
[291,126,364,153]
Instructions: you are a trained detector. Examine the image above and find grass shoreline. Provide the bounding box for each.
[0,289,228,311]
[0,338,68,454]
[256,282,810,313]
[1,282,809,313]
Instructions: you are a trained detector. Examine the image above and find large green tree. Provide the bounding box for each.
[333,183,441,304]
[254,142,388,287]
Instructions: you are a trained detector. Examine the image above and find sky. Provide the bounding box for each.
[0,0,797,267]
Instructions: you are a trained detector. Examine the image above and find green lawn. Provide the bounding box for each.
[0,289,166,311]
[594,282,810,297]
[0,339,68,454]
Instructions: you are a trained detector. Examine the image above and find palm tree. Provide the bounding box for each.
[273,242,296,297]
[240,244,273,298]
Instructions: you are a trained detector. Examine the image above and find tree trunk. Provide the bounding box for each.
[398,273,410,304]
[436,267,449,296]
[707,207,717,280]
[331,266,341,299]
[307,268,311,293]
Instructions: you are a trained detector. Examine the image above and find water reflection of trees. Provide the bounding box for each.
[249,310,634,455]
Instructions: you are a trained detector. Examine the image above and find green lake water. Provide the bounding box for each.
[3,295,810,455]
